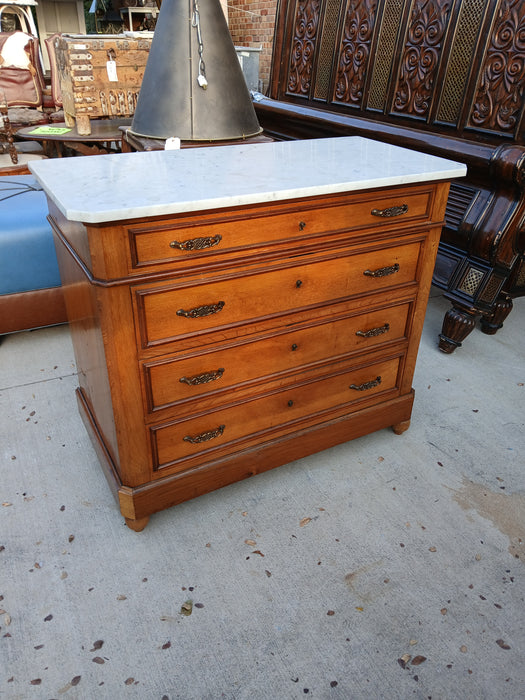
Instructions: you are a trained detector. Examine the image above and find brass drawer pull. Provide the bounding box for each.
[177,301,225,318]
[350,376,382,391]
[179,368,225,386]
[363,263,400,278]
[371,204,408,218]
[170,234,222,251]
[356,323,390,338]
[183,424,225,444]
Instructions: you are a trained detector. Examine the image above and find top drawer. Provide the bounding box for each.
[128,186,435,271]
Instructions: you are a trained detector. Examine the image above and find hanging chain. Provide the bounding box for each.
[191,0,208,89]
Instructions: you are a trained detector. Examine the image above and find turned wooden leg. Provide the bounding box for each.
[124,515,150,532]
[392,420,410,435]
[480,293,513,335]
[438,305,477,353]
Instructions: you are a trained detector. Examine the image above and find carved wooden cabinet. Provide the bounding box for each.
[257,0,525,352]
[31,139,463,529]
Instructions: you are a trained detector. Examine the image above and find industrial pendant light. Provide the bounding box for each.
[129,0,262,141]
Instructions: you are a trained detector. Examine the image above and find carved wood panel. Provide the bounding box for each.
[392,0,454,119]
[468,0,525,137]
[333,0,378,108]
[275,0,525,143]
[286,0,323,97]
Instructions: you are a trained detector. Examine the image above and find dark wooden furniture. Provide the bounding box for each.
[255,0,525,352]
[32,139,462,528]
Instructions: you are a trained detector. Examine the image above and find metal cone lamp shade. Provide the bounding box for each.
[130,0,262,141]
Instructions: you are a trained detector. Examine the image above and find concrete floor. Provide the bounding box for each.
[1,292,524,700]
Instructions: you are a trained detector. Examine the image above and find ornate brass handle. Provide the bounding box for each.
[179,368,225,386]
[183,425,225,444]
[350,376,382,391]
[363,263,400,278]
[177,301,225,318]
[371,204,408,218]
[170,234,222,251]
[356,323,390,338]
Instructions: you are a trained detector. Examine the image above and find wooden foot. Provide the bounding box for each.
[438,305,477,353]
[480,293,513,335]
[392,419,410,435]
[64,112,75,128]
[124,516,150,532]
[75,114,92,136]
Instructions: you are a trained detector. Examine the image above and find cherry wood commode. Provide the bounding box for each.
[46,185,448,529]
[32,139,463,529]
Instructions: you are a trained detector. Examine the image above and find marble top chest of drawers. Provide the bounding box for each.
[31,138,465,529]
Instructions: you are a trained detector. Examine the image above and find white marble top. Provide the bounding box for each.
[29,137,466,224]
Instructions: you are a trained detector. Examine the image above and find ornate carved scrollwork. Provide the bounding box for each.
[393,0,452,117]
[334,0,377,106]
[469,0,525,135]
[287,0,321,95]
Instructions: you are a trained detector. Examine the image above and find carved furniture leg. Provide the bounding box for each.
[392,420,410,435]
[124,516,150,532]
[480,293,513,335]
[438,305,477,353]
[1,100,19,164]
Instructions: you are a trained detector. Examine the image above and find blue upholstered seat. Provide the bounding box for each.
[0,175,66,334]
[0,175,62,295]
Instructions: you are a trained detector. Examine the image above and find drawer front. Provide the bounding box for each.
[151,355,402,473]
[129,189,434,269]
[144,302,411,413]
[136,241,422,347]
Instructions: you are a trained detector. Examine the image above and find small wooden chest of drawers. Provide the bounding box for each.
[31,138,465,529]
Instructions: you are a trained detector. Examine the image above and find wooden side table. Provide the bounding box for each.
[17,119,132,157]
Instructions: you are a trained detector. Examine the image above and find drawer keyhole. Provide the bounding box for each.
[296,280,303,288]
[288,400,294,407]
[291,343,298,351]
[299,221,306,230]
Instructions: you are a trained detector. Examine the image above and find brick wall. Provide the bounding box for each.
[227,0,278,94]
